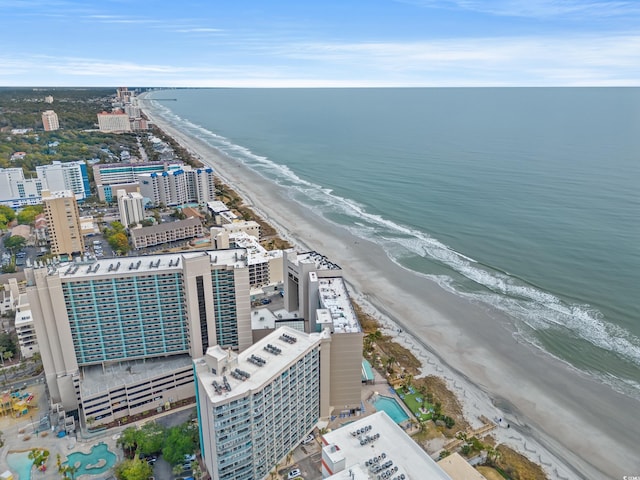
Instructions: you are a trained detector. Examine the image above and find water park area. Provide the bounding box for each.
[0,384,120,480]
[64,442,117,477]
[0,390,37,419]
[3,442,118,480]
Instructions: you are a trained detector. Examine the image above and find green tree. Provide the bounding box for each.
[162,425,195,465]
[136,422,165,455]
[114,457,153,480]
[0,205,16,224]
[108,232,129,254]
[17,205,43,225]
[28,448,50,469]
[56,453,79,480]
[4,235,26,252]
[117,426,139,457]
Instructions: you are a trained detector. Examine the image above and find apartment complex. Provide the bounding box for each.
[42,189,85,256]
[130,217,204,249]
[0,161,89,207]
[139,166,216,206]
[93,161,183,202]
[41,110,59,131]
[195,327,325,480]
[321,411,453,479]
[26,250,252,423]
[97,111,131,132]
[36,161,90,201]
[117,190,145,227]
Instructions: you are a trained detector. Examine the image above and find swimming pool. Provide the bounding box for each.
[372,395,410,424]
[64,442,117,476]
[6,451,34,480]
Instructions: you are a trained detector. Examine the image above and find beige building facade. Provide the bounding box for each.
[42,189,85,256]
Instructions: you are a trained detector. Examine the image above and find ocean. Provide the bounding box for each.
[144,87,640,399]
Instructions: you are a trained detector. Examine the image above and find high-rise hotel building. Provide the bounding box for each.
[26,250,252,424]
[42,110,59,131]
[195,327,327,480]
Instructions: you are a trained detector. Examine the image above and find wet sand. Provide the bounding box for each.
[143,102,640,480]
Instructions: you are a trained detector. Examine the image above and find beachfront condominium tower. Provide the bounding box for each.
[194,326,326,480]
[26,250,252,424]
[42,189,85,257]
[41,110,59,131]
[284,251,363,415]
[93,161,184,202]
[139,166,217,207]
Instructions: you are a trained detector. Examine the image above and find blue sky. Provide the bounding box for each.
[1,0,638,86]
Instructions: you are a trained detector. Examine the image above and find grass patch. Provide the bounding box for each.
[395,387,433,421]
[495,445,549,480]
[477,466,508,480]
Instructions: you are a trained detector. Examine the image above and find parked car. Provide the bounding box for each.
[302,434,314,445]
[288,469,301,479]
[183,454,196,462]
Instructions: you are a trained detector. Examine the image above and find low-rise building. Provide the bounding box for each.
[130,216,203,249]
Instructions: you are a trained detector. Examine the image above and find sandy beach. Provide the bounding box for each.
[142,102,639,480]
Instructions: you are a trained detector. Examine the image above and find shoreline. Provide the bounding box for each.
[141,98,639,480]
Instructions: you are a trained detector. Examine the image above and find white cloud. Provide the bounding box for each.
[0,33,638,87]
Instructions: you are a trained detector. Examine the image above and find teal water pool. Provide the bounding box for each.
[64,442,117,476]
[372,395,410,424]
[6,451,34,480]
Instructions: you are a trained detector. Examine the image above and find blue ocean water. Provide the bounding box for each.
[144,88,640,397]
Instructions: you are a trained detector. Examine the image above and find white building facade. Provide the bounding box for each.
[139,166,216,207]
[0,168,44,207]
[195,327,325,480]
[36,161,90,201]
[117,190,145,227]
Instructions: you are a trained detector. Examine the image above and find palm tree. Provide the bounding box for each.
[285,451,293,466]
[486,445,502,466]
[402,374,413,393]
[385,356,396,375]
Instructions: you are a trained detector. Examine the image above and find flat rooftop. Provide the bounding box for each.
[48,249,248,280]
[15,309,32,327]
[231,232,282,265]
[323,411,453,480]
[80,354,193,398]
[250,307,301,330]
[318,277,361,333]
[195,326,326,403]
[295,251,341,271]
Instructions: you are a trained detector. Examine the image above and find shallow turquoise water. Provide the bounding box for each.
[373,396,410,424]
[6,451,33,480]
[64,442,117,476]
